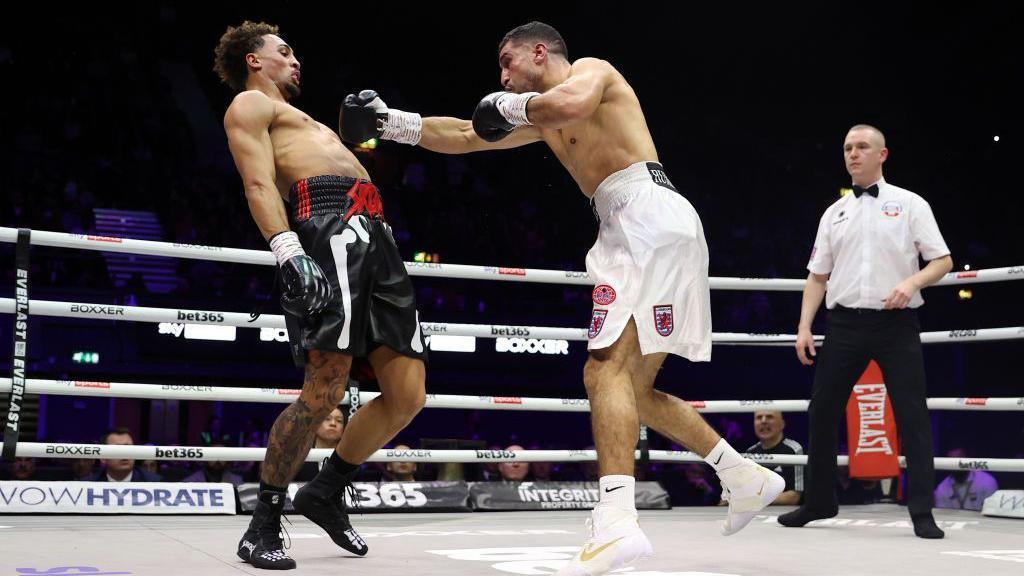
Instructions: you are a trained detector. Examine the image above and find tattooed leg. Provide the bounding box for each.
[261,350,351,487]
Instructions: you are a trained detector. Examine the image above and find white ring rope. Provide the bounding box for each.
[2,227,1021,290]
[2,378,1021,413]
[1,298,1020,345]
[5,441,1022,472]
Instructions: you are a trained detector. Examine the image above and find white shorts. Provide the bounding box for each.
[585,161,711,361]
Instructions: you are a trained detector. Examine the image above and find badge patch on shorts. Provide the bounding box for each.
[592,284,617,306]
[653,305,674,337]
[589,310,609,339]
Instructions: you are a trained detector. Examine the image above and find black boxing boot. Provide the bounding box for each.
[238,489,296,570]
[292,452,369,556]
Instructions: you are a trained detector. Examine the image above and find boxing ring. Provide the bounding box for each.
[2,226,1023,575]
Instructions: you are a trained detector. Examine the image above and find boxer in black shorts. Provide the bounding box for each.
[215,22,426,570]
[284,175,426,365]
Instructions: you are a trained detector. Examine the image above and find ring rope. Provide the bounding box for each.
[2,378,1021,413]
[5,441,1022,472]
[1,226,1020,290]
[1,298,1020,345]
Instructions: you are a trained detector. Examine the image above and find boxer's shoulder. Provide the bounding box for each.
[225,90,277,128]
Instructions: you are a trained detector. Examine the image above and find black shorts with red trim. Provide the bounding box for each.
[283,175,427,368]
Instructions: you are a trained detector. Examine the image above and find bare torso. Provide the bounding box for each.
[540,60,659,197]
[265,100,369,199]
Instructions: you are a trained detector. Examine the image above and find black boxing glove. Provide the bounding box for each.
[338,90,422,145]
[269,231,332,318]
[471,91,539,142]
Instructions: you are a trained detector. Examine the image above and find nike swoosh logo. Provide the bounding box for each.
[580,537,625,562]
[714,453,723,465]
[604,486,625,493]
[756,481,765,496]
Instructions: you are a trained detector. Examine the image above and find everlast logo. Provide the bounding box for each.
[386,449,431,458]
[161,385,213,393]
[948,329,977,338]
[476,450,516,460]
[958,460,989,470]
[491,326,530,337]
[564,271,589,279]
[46,445,101,456]
[155,448,205,459]
[176,311,226,323]
[71,304,125,316]
[853,384,894,455]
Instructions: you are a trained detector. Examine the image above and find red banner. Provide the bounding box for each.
[845,361,901,479]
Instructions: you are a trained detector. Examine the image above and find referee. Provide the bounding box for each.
[779,124,952,539]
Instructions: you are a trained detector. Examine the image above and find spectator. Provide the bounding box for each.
[183,444,244,486]
[934,448,998,512]
[498,444,529,482]
[85,427,160,482]
[296,406,346,482]
[68,458,96,481]
[384,444,417,482]
[722,410,803,506]
[6,457,40,481]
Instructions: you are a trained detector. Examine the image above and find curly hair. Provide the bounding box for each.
[213,21,280,92]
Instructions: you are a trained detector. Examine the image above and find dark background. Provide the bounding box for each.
[1,3,1021,488]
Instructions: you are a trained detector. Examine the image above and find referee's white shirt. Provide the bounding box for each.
[807,178,950,310]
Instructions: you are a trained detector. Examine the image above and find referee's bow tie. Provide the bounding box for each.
[853,184,879,198]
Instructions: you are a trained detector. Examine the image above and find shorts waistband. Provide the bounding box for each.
[590,161,677,222]
[831,305,917,315]
[289,175,384,222]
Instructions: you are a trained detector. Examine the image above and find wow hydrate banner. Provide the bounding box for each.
[0,481,236,514]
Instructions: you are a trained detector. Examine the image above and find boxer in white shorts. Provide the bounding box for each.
[340,21,784,576]
[586,160,712,362]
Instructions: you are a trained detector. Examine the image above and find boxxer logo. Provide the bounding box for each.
[46,445,101,456]
[70,304,125,316]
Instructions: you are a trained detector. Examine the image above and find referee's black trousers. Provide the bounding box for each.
[803,306,935,516]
